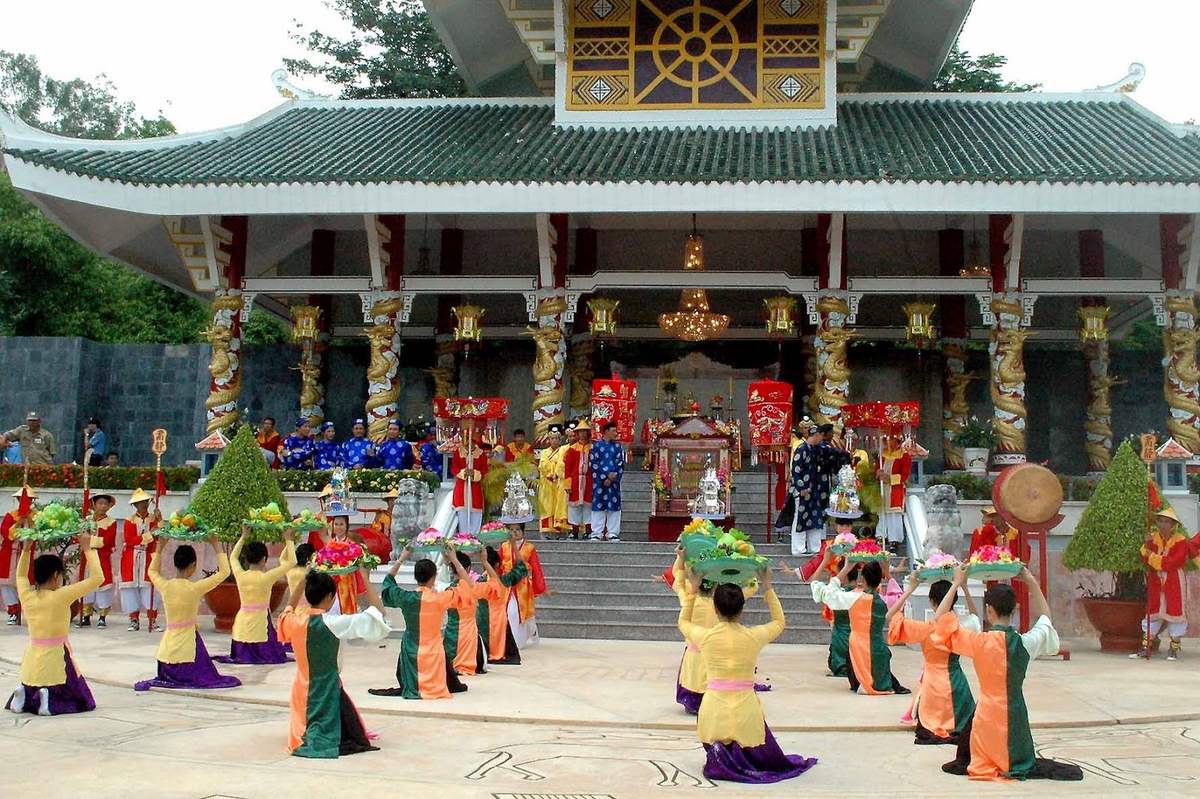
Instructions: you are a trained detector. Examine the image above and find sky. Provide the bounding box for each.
[0,0,1196,134]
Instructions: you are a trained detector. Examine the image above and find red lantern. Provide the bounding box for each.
[748,380,793,463]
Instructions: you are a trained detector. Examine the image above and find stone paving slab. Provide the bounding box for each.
[2,626,1198,733]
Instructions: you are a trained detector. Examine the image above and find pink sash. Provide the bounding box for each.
[706,679,754,692]
[241,603,268,612]
[165,619,196,630]
[30,636,67,647]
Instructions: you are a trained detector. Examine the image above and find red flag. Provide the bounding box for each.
[17,485,32,516]
[81,488,90,516]
[155,470,167,500]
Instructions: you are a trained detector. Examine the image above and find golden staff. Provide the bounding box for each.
[149,429,168,634]
[78,433,94,622]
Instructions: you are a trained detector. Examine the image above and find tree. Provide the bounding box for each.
[932,47,1041,93]
[190,425,289,542]
[285,0,466,99]
[1063,440,1152,599]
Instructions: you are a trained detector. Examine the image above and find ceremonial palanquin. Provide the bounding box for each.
[651,416,734,523]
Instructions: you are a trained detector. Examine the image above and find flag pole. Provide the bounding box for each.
[149,429,169,634]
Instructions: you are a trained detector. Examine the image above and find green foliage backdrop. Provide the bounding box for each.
[1064,441,1150,574]
[190,425,289,541]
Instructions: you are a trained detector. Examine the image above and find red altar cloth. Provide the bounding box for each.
[648,515,736,542]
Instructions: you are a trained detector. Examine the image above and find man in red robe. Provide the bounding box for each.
[503,429,534,462]
[450,437,489,535]
[877,434,912,553]
[562,419,594,540]
[1,486,36,624]
[256,417,283,469]
[78,494,118,628]
[968,506,1018,557]
[1131,507,1191,661]
[119,488,162,631]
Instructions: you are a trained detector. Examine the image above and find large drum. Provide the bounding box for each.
[993,463,1063,528]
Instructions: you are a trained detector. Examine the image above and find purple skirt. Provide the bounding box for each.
[5,648,96,716]
[135,631,242,691]
[703,724,817,784]
[675,654,702,715]
[214,617,291,665]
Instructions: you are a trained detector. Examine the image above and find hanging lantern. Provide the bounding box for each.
[1078,306,1110,342]
[902,302,937,347]
[588,298,620,337]
[452,304,485,342]
[763,296,797,338]
[290,305,322,342]
[683,232,705,271]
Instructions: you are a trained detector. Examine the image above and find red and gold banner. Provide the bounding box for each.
[591,379,637,443]
[747,380,793,449]
[433,397,509,421]
[842,401,920,432]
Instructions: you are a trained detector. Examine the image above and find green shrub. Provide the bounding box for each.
[952,416,995,448]
[274,468,440,495]
[0,464,199,491]
[1064,441,1151,600]
[190,425,288,542]
[925,472,994,500]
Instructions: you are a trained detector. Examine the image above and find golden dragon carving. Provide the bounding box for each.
[295,359,324,426]
[942,359,976,471]
[202,293,244,433]
[1163,296,1200,452]
[989,297,1031,455]
[813,325,857,427]
[526,324,566,440]
[567,337,595,414]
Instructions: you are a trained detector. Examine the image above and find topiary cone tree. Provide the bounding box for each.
[191,424,289,543]
[1063,439,1154,600]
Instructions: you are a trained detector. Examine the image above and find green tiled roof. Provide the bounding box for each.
[7,97,1200,186]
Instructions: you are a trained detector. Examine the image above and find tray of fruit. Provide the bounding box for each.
[156,509,211,541]
[13,502,91,543]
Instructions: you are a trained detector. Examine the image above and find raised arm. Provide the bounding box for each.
[265,534,297,582]
[886,571,921,623]
[148,547,166,591]
[61,538,104,605]
[197,538,232,593]
[15,542,32,599]
[380,547,410,608]
[750,569,785,645]
[933,566,968,620]
[229,534,247,577]
[677,569,705,645]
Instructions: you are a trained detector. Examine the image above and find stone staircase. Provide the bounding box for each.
[534,539,830,645]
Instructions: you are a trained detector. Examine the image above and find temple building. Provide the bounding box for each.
[2,0,1199,477]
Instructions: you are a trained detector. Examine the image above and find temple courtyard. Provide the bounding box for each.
[3,628,1199,797]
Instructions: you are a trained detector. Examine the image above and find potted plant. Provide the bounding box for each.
[952,416,994,476]
[1063,440,1152,653]
[190,424,291,632]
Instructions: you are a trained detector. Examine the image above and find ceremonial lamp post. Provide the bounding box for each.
[148,429,168,634]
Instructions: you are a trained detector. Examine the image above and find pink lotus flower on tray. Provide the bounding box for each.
[479,521,506,533]
[968,545,1015,565]
[850,539,883,556]
[414,527,444,546]
[833,531,858,547]
[923,549,959,569]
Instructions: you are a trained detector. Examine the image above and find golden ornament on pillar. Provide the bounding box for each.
[587,298,619,337]
[290,305,322,342]
[902,302,937,348]
[683,232,705,271]
[1077,306,1110,342]
[763,296,797,338]
[451,304,485,343]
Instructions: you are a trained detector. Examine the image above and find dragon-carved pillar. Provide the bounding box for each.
[529,295,568,442]
[567,334,595,417]
[1162,295,1200,454]
[941,339,973,470]
[363,294,404,439]
[813,295,856,428]
[989,296,1031,466]
[204,290,244,434]
[1080,307,1117,473]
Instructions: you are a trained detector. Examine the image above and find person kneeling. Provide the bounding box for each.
[279,570,391,758]
[134,537,241,691]
[934,566,1083,782]
[370,546,472,699]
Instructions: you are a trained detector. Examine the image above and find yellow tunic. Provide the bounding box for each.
[229,538,295,643]
[672,557,715,693]
[537,445,568,533]
[679,589,785,747]
[17,547,103,686]
[148,550,231,663]
[286,565,308,600]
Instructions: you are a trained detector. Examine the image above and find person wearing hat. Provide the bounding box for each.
[280,418,317,470]
[968,506,1018,560]
[314,504,365,615]
[119,488,163,632]
[83,417,107,467]
[377,420,417,471]
[255,417,283,469]
[78,494,119,628]
[313,422,343,470]
[563,419,594,540]
[536,424,569,538]
[1131,506,1191,661]
[0,412,57,466]
[342,418,375,470]
[875,433,912,554]
[1,487,37,624]
[589,420,625,542]
[788,421,825,556]
[418,422,445,479]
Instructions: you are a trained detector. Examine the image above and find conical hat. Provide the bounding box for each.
[10,486,36,499]
[128,487,153,504]
[1155,506,1181,524]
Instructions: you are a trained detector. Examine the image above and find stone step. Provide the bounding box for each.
[539,580,814,599]
[542,562,805,581]
[535,619,826,645]
[540,590,821,611]
[535,550,792,566]
[532,540,796,555]
[536,603,824,626]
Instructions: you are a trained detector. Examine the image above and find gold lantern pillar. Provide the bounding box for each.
[902,302,937,348]
[1162,295,1200,454]
[529,296,568,443]
[764,296,797,338]
[1079,306,1118,473]
[291,305,325,428]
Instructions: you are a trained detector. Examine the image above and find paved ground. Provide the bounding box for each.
[3,625,1200,797]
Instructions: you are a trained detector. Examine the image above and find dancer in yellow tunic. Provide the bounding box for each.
[536,425,569,537]
[215,530,296,665]
[678,566,816,783]
[6,534,103,715]
[134,536,241,691]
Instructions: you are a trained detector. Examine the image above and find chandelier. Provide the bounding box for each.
[658,217,729,342]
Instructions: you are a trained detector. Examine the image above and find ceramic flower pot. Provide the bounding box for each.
[205,579,288,632]
[963,447,989,476]
[1080,596,1147,653]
